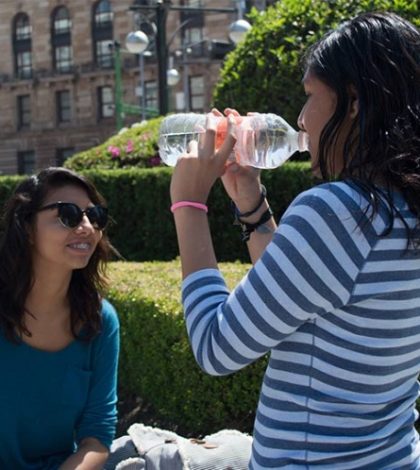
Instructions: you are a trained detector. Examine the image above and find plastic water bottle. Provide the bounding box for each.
[158,112,308,169]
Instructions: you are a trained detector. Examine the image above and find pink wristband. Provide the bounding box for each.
[171,201,208,213]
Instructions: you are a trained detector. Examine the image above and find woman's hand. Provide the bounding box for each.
[170,110,236,205]
[221,108,263,214]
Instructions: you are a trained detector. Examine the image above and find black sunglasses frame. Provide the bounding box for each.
[37,201,108,230]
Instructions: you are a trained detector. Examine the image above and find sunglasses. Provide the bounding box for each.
[38,202,108,230]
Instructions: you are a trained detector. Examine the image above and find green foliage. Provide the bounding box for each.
[108,260,264,435]
[0,163,314,261]
[213,0,419,124]
[64,116,165,171]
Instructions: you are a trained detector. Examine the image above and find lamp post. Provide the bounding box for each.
[112,30,161,131]
[129,0,251,116]
[125,30,149,121]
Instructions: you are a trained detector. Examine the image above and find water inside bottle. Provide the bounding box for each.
[251,128,295,169]
[158,131,204,167]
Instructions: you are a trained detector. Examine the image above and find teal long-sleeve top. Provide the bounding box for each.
[0,299,120,470]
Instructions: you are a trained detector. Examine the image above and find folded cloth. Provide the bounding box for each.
[103,435,141,470]
[127,424,252,470]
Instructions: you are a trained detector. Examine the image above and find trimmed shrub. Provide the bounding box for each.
[64,116,165,171]
[108,260,420,436]
[0,163,314,261]
[108,260,263,435]
[213,0,419,124]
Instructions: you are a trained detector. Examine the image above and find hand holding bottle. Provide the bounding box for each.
[170,111,236,206]
[220,108,263,215]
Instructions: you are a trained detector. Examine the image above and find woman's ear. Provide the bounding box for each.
[348,85,359,119]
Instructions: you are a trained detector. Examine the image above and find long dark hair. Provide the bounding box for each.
[303,12,420,239]
[0,167,115,342]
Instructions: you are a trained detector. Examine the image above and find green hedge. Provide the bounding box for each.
[0,163,314,261]
[108,260,420,436]
[108,260,263,435]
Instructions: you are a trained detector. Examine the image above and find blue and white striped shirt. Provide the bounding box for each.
[182,181,420,469]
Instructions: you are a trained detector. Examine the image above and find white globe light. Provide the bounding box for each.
[125,30,149,54]
[167,68,180,86]
[229,19,251,44]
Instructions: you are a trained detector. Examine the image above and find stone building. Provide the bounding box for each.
[0,0,272,175]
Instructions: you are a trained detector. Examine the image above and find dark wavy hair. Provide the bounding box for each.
[303,12,420,240]
[0,167,116,342]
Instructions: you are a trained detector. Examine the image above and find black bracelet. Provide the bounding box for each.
[231,185,267,219]
[234,207,274,242]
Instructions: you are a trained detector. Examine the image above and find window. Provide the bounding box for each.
[15,14,31,40]
[145,81,158,113]
[52,7,73,73]
[98,86,114,118]
[54,46,73,73]
[17,95,31,129]
[53,6,71,34]
[13,13,32,79]
[56,90,71,123]
[189,76,204,112]
[184,27,204,57]
[181,0,204,57]
[17,150,35,175]
[95,40,113,68]
[56,147,75,166]
[92,0,113,68]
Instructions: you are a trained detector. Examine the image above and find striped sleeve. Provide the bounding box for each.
[182,183,374,376]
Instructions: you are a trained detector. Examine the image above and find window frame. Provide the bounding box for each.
[144,80,158,113]
[13,13,32,79]
[17,150,35,175]
[92,0,114,68]
[51,6,73,73]
[17,94,31,130]
[189,75,205,112]
[56,147,75,166]
[56,90,72,124]
[97,85,114,119]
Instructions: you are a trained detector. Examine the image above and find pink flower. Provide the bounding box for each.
[107,145,121,159]
[126,140,134,153]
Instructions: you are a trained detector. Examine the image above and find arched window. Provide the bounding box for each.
[51,7,73,73]
[13,13,32,79]
[92,0,113,68]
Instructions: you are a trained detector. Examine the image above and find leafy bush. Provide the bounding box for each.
[108,260,264,435]
[64,116,165,171]
[213,0,419,125]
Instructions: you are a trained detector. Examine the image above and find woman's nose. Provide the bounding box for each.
[297,109,305,132]
[74,215,95,233]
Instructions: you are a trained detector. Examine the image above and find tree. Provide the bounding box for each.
[213,0,419,125]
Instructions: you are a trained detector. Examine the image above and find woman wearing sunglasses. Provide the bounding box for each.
[0,167,119,469]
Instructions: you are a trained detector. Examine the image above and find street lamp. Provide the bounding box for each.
[129,0,251,116]
[112,31,159,131]
[125,30,149,54]
[126,30,149,122]
[229,19,252,44]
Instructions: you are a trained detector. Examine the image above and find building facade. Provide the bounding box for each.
[0,0,271,175]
